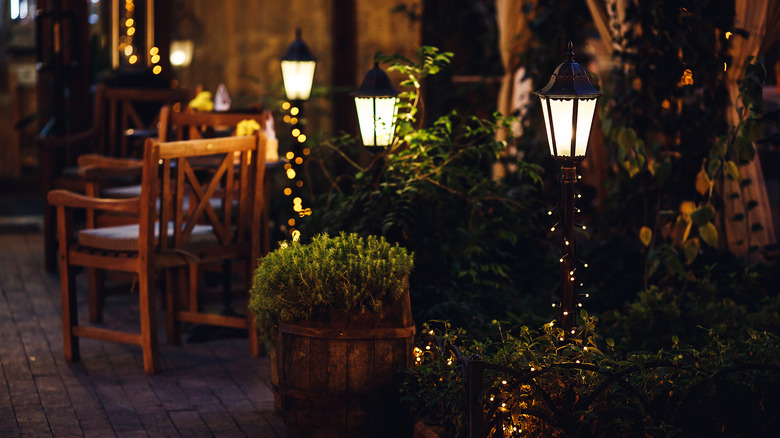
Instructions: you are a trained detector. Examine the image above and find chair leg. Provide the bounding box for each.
[56,207,79,362]
[60,262,80,363]
[244,260,262,357]
[87,268,105,323]
[138,270,160,374]
[44,204,58,273]
[166,268,182,346]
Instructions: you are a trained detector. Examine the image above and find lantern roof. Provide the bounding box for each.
[535,42,603,99]
[281,28,316,62]
[351,63,399,98]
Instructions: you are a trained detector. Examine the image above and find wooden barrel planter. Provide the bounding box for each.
[276,285,415,438]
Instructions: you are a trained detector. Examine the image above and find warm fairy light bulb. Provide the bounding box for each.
[282,101,291,110]
[551,226,556,232]
[571,329,575,334]
[548,210,553,215]
[530,367,535,372]
[290,107,299,116]
[575,359,581,364]
[582,225,587,230]
[584,263,589,268]
[559,258,564,263]
[583,346,588,351]
[502,380,507,385]
[559,337,564,341]
[551,303,556,307]
[564,240,570,246]
[578,303,583,307]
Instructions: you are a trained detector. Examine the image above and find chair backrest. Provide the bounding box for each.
[158,105,271,141]
[138,134,267,263]
[93,84,197,158]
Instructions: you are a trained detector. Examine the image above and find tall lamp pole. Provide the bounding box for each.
[280,28,316,236]
[534,42,603,333]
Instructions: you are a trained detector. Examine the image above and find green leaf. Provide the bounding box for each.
[690,204,715,227]
[606,338,615,347]
[699,222,719,248]
[684,237,700,263]
[725,160,739,181]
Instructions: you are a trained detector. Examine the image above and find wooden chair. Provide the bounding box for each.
[47,134,267,374]
[84,106,274,336]
[40,84,197,272]
[156,106,274,350]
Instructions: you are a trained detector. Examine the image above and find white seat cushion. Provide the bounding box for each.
[78,222,218,252]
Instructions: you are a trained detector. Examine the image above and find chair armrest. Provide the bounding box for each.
[47,189,141,215]
[77,154,142,168]
[76,154,143,180]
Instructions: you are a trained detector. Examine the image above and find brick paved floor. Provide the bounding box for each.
[0,229,284,437]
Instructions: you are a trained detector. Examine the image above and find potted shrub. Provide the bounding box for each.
[250,232,415,438]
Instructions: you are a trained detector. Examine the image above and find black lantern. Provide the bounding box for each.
[280,28,316,101]
[535,42,602,333]
[351,62,400,148]
[534,42,603,161]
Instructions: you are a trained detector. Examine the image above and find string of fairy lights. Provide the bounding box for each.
[548,171,590,341]
[280,100,312,240]
[117,0,163,75]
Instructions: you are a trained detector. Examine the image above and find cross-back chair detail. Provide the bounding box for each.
[47,134,267,374]
[155,105,272,351]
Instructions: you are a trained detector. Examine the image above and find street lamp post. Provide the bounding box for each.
[280,28,316,235]
[534,42,603,333]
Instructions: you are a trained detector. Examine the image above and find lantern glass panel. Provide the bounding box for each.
[574,98,598,157]
[549,98,575,157]
[281,60,316,100]
[354,96,398,147]
[540,97,555,156]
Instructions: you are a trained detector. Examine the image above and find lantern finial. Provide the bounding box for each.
[566,41,574,62]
